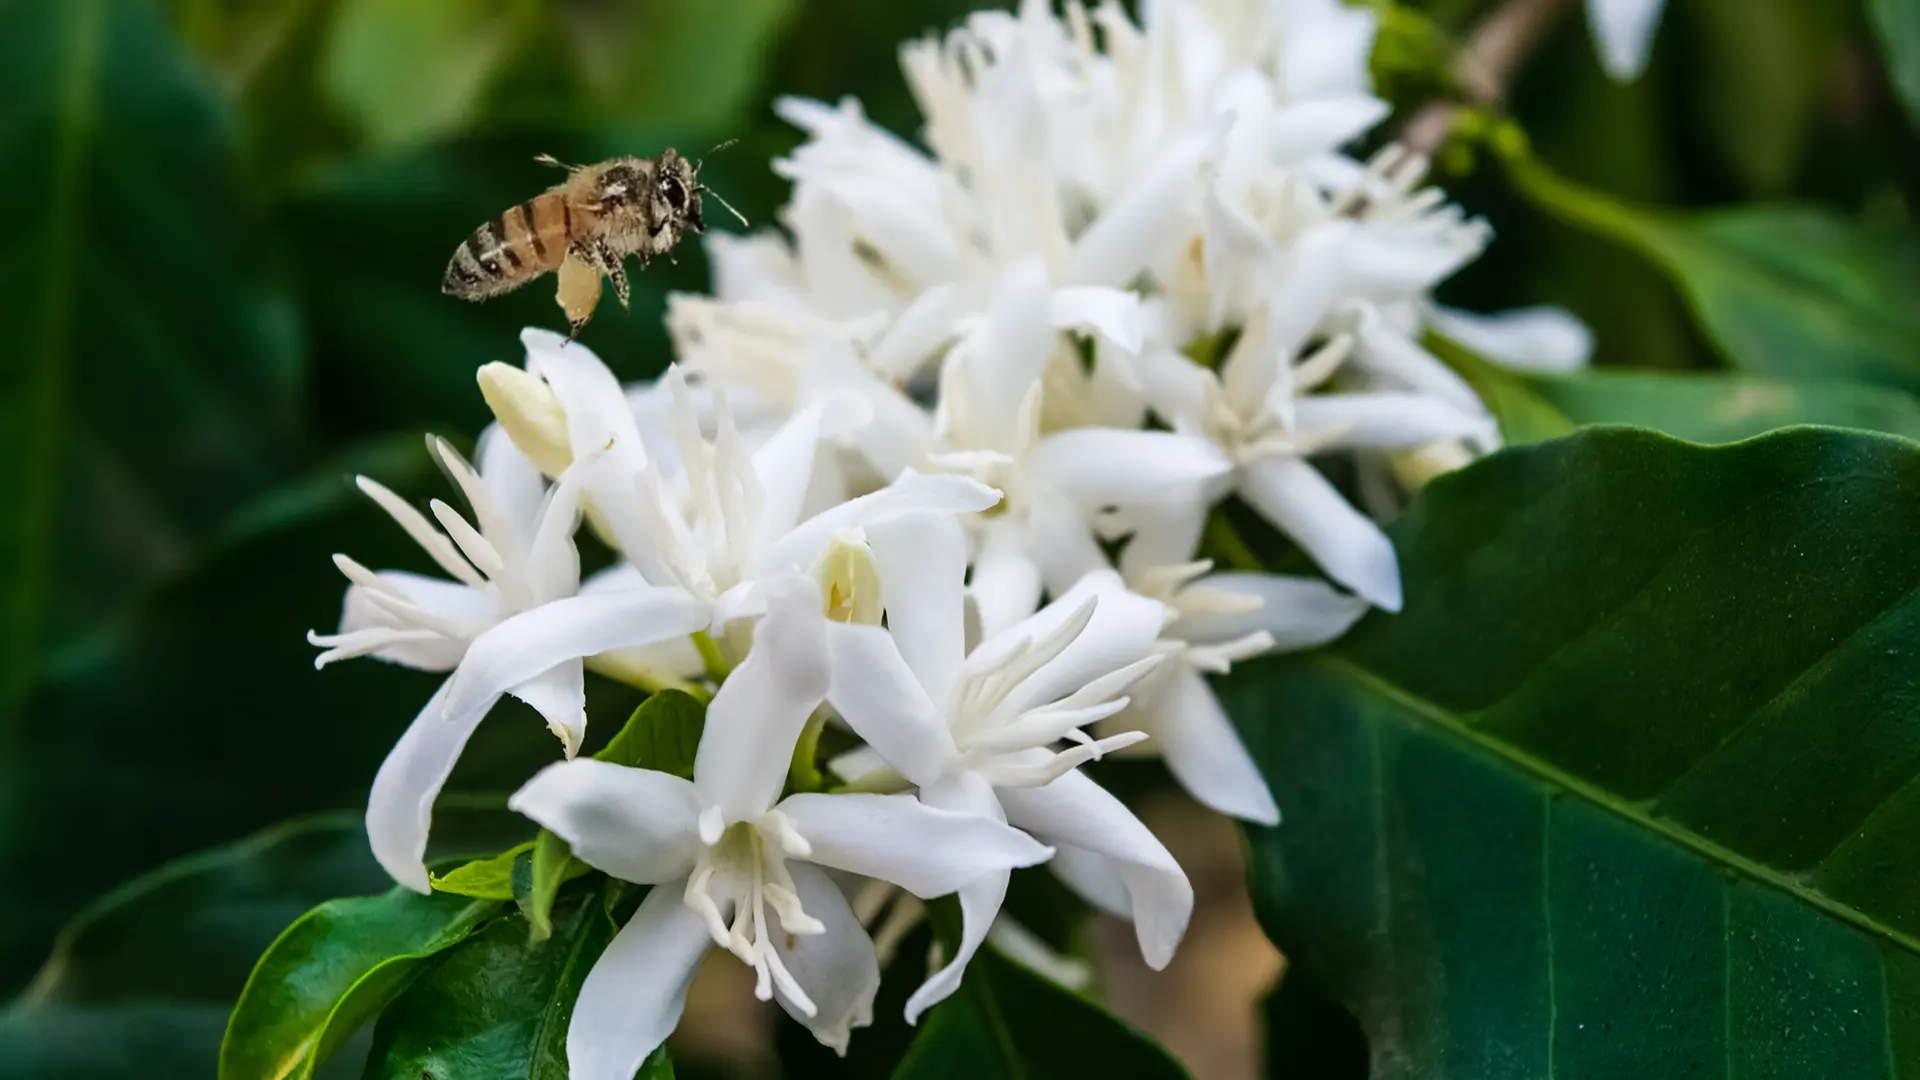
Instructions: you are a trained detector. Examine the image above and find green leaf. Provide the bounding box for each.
[321,0,531,148]
[1871,0,1920,130]
[896,948,1189,1079]
[1231,426,1920,1074]
[1426,335,1575,447]
[430,841,533,900]
[560,0,797,132]
[0,0,301,718]
[1529,370,1920,444]
[0,815,389,1079]
[219,886,501,1079]
[1489,124,1920,392]
[521,830,585,942]
[362,882,671,1080]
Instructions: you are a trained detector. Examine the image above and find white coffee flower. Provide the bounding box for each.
[511,583,1051,1074]
[1588,0,1667,82]
[823,513,1192,1021]
[309,432,710,891]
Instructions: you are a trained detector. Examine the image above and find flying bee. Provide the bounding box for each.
[441,145,747,336]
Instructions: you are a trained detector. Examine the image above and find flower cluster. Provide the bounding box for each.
[311,0,1589,1074]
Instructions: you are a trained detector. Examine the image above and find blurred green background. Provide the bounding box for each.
[1,0,1918,1073]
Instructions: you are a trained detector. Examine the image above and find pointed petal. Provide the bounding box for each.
[367,679,493,893]
[778,792,1050,897]
[1049,840,1131,917]
[1430,304,1593,373]
[509,758,703,883]
[754,471,1001,581]
[903,773,1012,1024]
[1268,96,1388,162]
[1144,665,1279,824]
[969,519,1044,641]
[567,878,712,1080]
[867,513,967,710]
[1238,456,1402,612]
[475,424,549,547]
[1070,133,1211,289]
[753,405,827,550]
[696,582,830,819]
[1294,393,1494,451]
[1588,0,1666,81]
[1028,429,1230,509]
[1354,306,1484,413]
[508,658,587,756]
[778,863,881,1054]
[999,770,1192,969]
[1175,572,1370,650]
[443,587,711,723]
[1114,495,1211,580]
[868,283,969,381]
[522,329,645,463]
[824,623,958,787]
[1051,286,1142,354]
[960,260,1056,451]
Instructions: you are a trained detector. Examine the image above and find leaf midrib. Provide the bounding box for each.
[1313,652,1920,961]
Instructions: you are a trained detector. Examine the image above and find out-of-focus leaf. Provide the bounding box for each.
[431,841,533,900]
[1531,369,1920,444]
[1685,0,1845,196]
[1491,122,1920,392]
[0,0,302,715]
[361,882,671,1080]
[1871,0,1920,130]
[561,0,797,132]
[894,947,1189,1079]
[322,0,533,148]
[0,816,389,1079]
[1233,426,1920,1075]
[219,885,501,1080]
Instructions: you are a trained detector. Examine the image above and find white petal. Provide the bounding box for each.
[867,283,969,381]
[751,404,827,551]
[1143,665,1279,825]
[868,512,967,710]
[1268,96,1388,162]
[825,623,958,788]
[1023,492,1108,596]
[1175,572,1370,650]
[1294,393,1494,451]
[903,773,1012,1024]
[1588,0,1666,81]
[1278,0,1379,99]
[778,792,1051,897]
[1048,841,1131,917]
[568,878,712,1080]
[973,571,1166,716]
[509,758,704,883]
[1354,306,1485,414]
[777,863,881,1054]
[508,659,587,757]
[522,329,645,464]
[1238,456,1402,612]
[1430,304,1594,373]
[1028,429,1231,510]
[696,582,830,820]
[1114,495,1211,580]
[367,679,492,893]
[443,588,711,723]
[475,424,548,547]
[961,260,1056,452]
[998,770,1192,969]
[969,519,1044,641]
[1070,132,1211,289]
[1051,286,1142,354]
[754,471,1001,580]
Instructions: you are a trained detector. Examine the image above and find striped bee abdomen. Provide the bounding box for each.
[442,194,573,300]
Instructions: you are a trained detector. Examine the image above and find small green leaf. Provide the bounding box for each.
[1490,124,1920,393]
[1235,426,1920,1073]
[430,841,533,900]
[362,881,670,1080]
[322,0,530,147]
[1871,0,1920,130]
[596,689,705,776]
[218,886,500,1080]
[522,831,587,942]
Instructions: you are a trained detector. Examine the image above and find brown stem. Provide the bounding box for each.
[1402,0,1577,155]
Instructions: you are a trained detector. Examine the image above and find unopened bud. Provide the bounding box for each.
[477,363,572,477]
[1390,437,1477,491]
[815,529,883,625]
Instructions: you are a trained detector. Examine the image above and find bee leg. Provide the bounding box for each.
[595,240,631,310]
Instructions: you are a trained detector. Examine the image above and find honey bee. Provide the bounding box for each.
[442,146,746,336]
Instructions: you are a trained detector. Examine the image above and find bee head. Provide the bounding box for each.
[655,149,702,233]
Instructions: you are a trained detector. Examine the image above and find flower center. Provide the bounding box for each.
[682,808,825,1015]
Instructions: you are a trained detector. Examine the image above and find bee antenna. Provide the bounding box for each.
[534,153,578,171]
[700,184,751,228]
[706,138,739,157]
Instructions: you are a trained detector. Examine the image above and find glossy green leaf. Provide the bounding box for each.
[1529,370,1920,444]
[0,0,301,718]
[522,830,584,942]
[1490,123,1920,392]
[0,815,389,1079]
[896,947,1189,1079]
[361,882,671,1080]
[219,885,501,1079]
[430,842,533,901]
[1871,0,1920,130]
[1231,426,1920,1076]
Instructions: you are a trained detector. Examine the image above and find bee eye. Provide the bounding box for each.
[662,174,687,211]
